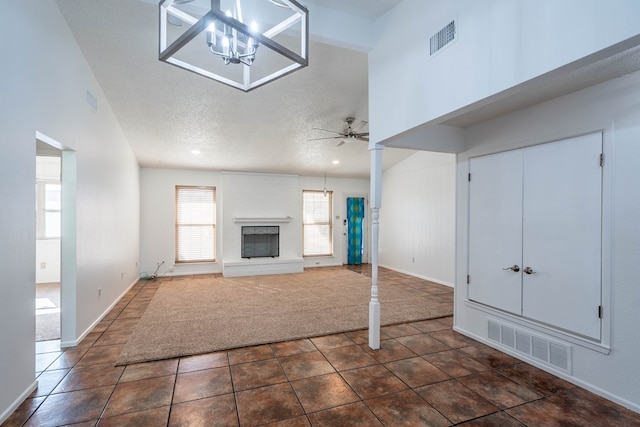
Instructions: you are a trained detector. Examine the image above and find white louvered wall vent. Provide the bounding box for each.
[430,20,456,56]
[487,319,572,374]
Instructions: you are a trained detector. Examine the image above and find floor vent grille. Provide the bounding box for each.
[430,20,456,56]
[488,319,572,373]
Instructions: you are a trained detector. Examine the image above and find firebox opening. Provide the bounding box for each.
[241,226,279,259]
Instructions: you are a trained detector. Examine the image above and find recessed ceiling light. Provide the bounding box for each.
[191,150,201,155]
[332,160,340,165]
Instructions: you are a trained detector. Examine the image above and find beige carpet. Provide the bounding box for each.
[117,269,452,365]
[36,282,60,342]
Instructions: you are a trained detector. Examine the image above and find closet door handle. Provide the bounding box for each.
[502,265,520,272]
[524,266,536,275]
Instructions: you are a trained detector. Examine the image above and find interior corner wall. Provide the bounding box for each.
[139,168,222,277]
[0,1,140,422]
[379,151,456,285]
[455,71,640,412]
[368,0,640,143]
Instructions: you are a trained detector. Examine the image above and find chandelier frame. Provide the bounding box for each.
[159,0,308,92]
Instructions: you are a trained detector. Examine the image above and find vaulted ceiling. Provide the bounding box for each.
[55,0,414,178]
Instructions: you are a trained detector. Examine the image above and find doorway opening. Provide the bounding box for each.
[36,132,77,348]
[36,147,61,342]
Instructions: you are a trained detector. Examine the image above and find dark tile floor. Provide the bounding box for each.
[4,267,640,426]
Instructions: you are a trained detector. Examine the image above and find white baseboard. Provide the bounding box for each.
[61,278,140,348]
[0,380,37,425]
[378,264,454,287]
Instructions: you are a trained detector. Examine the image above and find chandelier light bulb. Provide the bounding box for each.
[222,35,230,56]
[206,22,216,47]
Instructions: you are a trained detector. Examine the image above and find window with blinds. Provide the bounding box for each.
[36,181,62,239]
[302,190,333,257]
[175,186,216,263]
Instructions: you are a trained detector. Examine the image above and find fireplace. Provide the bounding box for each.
[241,226,279,258]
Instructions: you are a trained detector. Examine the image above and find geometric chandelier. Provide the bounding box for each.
[159,0,308,92]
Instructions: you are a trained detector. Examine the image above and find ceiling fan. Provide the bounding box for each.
[308,117,369,146]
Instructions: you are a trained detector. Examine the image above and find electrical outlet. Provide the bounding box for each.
[40,262,46,269]
[98,288,102,297]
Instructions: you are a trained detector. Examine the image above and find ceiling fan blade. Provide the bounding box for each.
[306,136,343,141]
[352,120,368,132]
[311,127,345,136]
[336,139,346,147]
[356,132,369,137]
[358,137,370,142]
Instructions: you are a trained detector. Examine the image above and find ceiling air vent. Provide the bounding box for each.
[430,20,456,56]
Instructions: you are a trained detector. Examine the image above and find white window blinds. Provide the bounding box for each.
[303,190,333,256]
[36,181,61,239]
[175,186,216,263]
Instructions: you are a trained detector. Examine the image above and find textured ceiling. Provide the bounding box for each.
[54,0,411,179]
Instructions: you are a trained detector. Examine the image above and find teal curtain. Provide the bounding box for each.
[347,197,365,265]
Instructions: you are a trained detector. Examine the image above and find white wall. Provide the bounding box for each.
[369,0,640,144]
[0,1,140,422]
[455,71,640,412]
[35,240,61,284]
[379,151,456,286]
[139,168,370,275]
[140,168,222,277]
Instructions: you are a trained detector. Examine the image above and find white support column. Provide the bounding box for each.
[368,143,383,350]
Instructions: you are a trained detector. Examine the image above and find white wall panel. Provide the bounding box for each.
[379,151,455,285]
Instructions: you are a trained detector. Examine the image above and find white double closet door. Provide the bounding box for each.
[469,133,602,340]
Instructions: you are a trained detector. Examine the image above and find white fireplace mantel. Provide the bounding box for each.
[233,216,293,223]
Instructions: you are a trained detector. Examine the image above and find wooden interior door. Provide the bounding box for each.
[468,149,523,315]
[522,133,602,339]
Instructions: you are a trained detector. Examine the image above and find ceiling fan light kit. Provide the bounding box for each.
[159,0,308,92]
